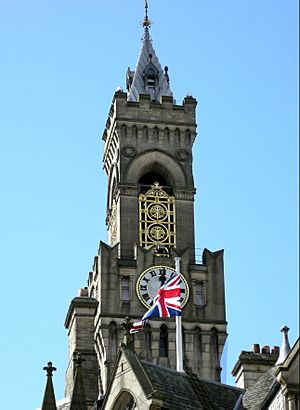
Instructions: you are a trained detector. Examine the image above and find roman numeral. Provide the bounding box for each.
[148,270,157,278]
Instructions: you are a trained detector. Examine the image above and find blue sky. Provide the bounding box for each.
[0,1,298,409]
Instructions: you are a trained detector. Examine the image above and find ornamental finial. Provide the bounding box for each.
[43,361,57,377]
[142,0,151,29]
[121,317,134,347]
[275,325,291,365]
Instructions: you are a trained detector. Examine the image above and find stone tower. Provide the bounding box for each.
[64,5,227,405]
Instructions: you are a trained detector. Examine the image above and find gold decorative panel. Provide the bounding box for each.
[139,182,176,247]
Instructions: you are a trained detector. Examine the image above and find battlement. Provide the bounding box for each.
[104,92,196,136]
[102,91,198,177]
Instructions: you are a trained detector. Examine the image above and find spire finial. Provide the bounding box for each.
[41,361,58,410]
[43,361,57,377]
[142,0,151,30]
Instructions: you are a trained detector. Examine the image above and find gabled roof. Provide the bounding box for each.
[102,341,244,410]
[242,338,300,409]
[142,361,244,410]
[241,368,278,409]
[127,28,173,102]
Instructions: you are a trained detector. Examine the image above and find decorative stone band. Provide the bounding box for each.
[117,184,139,197]
[174,189,196,200]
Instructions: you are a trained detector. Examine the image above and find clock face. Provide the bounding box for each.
[136,265,189,309]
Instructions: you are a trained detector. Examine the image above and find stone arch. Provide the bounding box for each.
[124,150,187,188]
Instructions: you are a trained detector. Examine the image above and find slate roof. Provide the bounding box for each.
[141,361,245,410]
[241,368,279,410]
[127,28,173,102]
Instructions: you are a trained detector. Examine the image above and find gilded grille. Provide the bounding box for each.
[139,182,176,247]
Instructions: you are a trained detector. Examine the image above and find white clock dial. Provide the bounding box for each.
[136,265,189,309]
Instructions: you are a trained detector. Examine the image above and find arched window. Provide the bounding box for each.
[210,327,221,382]
[185,129,191,145]
[153,127,159,143]
[194,282,205,307]
[164,127,170,144]
[132,125,137,140]
[113,391,135,410]
[141,323,152,362]
[193,326,202,374]
[142,126,148,143]
[108,322,118,362]
[182,326,186,356]
[121,124,127,138]
[174,128,180,145]
[139,172,168,192]
[121,277,130,302]
[159,325,168,357]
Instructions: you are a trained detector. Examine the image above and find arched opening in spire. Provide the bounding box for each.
[143,61,159,89]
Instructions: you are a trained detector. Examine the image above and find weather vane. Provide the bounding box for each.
[141,0,152,28]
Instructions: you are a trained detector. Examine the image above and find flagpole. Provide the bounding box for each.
[174,257,183,372]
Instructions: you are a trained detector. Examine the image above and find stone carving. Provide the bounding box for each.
[176,149,190,162]
[121,145,137,158]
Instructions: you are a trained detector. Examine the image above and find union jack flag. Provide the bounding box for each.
[130,274,182,333]
[143,273,182,319]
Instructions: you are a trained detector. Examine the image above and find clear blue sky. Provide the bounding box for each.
[0,1,298,409]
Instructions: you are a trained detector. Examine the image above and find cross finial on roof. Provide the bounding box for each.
[43,361,57,377]
[41,362,58,410]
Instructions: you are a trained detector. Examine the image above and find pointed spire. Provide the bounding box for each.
[126,0,173,102]
[41,362,57,410]
[275,325,291,365]
[70,352,88,410]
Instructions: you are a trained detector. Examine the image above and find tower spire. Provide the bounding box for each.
[127,0,172,101]
[41,362,57,410]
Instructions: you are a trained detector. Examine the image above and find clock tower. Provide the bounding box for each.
[64,4,227,404]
